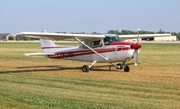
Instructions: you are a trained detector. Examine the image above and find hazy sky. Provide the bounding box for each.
[0,0,180,34]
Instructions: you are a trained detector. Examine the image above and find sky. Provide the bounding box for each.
[0,0,180,34]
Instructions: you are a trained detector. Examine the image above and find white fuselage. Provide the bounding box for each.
[46,42,138,63]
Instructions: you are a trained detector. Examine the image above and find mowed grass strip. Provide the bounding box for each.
[1,74,179,109]
[0,42,180,109]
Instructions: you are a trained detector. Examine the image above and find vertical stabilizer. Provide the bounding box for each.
[40,39,56,47]
[40,39,57,53]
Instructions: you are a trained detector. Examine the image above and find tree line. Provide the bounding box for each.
[107,29,180,40]
[14,29,180,41]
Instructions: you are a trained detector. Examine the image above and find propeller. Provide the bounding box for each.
[134,28,141,66]
[134,49,138,66]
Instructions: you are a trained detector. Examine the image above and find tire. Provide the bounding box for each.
[116,63,123,69]
[124,65,130,72]
[82,65,89,72]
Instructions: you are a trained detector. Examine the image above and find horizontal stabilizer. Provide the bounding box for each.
[25,52,55,56]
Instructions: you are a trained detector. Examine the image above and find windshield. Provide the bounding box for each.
[104,35,123,45]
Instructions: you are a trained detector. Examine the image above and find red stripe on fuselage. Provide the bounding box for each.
[42,46,70,49]
[49,47,131,59]
[47,41,137,59]
[110,42,135,45]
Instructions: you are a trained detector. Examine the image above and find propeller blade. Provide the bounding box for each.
[131,43,141,66]
[134,49,138,66]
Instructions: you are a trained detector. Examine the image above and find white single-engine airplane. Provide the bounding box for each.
[17,31,171,72]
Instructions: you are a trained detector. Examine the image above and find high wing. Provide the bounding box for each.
[18,32,105,41]
[119,34,171,40]
[18,32,171,41]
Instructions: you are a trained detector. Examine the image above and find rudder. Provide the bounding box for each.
[40,39,57,53]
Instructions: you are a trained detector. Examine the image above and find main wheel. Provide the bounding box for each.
[124,65,130,72]
[116,63,123,69]
[82,65,89,72]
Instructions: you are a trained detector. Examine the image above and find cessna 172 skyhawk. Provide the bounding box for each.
[17,31,171,72]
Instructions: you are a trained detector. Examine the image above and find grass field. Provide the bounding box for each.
[0,42,180,109]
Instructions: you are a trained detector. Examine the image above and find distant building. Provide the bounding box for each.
[154,36,177,41]
[0,33,14,41]
[141,36,177,41]
[125,35,177,42]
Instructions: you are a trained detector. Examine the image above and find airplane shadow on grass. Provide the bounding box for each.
[0,64,125,74]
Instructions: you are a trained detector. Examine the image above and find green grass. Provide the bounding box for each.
[0,42,180,109]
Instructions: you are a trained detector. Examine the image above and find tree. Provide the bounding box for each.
[8,36,14,40]
[176,32,180,40]
[121,30,136,35]
[157,29,166,34]
[107,30,120,34]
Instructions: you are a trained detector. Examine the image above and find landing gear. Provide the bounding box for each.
[116,63,130,72]
[116,63,123,69]
[82,65,89,72]
[82,61,96,73]
[114,58,130,72]
[124,65,130,72]
[81,60,130,72]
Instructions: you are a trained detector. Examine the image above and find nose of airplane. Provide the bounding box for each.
[131,43,142,66]
[131,43,142,49]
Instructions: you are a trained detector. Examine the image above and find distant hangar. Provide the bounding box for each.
[0,33,15,41]
[153,36,176,41]
[124,35,177,42]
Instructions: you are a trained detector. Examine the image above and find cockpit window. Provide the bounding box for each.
[81,40,102,49]
[80,35,123,49]
[104,35,122,45]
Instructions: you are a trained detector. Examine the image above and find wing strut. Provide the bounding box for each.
[74,37,108,61]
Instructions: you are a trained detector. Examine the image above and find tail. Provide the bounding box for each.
[40,39,57,53]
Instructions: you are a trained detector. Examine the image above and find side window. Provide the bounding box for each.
[104,37,110,45]
[81,40,102,49]
[92,40,101,48]
[81,42,91,49]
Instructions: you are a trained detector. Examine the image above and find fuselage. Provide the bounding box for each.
[45,35,141,63]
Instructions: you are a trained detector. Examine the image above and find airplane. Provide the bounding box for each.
[17,30,171,72]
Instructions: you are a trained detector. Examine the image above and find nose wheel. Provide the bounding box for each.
[124,65,130,72]
[116,58,131,72]
[116,63,130,72]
